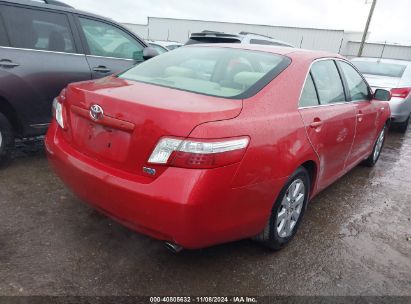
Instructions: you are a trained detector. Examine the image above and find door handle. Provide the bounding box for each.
[357,113,364,122]
[92,66,111,73]
[310,120,323,129]
[0,59,19,68]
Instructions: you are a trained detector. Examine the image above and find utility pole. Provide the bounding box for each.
[358,0,377,57]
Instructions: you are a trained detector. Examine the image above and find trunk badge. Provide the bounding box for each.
[90,104,104,121]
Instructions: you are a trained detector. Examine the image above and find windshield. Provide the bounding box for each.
[353,61,406,78]
[118,47,290,98]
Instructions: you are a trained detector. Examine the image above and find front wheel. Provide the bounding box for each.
[256,167,310,251]
[0,113,14,168]
[363,125,386,167]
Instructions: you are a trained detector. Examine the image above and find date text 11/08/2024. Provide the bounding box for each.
[149,297,258,303]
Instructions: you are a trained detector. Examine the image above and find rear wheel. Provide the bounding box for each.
[363,125,386,167]
[256,167,310,251]
[396,116,409,133]
[0,113,14,168]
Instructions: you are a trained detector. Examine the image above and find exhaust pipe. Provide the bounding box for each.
[164,242,183,253]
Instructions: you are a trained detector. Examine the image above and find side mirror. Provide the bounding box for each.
[374,89,391,101]
[142,47,159,60]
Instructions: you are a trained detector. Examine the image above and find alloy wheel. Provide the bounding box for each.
[373,128,385,162]
[276,178,305,238]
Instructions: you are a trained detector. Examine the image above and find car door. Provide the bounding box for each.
[337,60,379,167]
[0,4,91,135]
[75,16,146,79]
[298,59,357,190]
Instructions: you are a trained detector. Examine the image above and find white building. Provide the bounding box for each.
[123,17,411,61]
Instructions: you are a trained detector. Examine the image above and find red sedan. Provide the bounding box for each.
[45,45,391,251]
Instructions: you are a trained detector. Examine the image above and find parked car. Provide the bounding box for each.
[351,57,411,132]
[149,40,182,54]
[0,0,158,166]
[46,45,391,251]
[185,30,295,47]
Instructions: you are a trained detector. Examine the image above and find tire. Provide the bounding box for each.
[0,113,14,168]
[256,167,310,251]
[363,125,387,167]
[396,116,409,134]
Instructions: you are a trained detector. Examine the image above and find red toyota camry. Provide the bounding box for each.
[45,45,391,251]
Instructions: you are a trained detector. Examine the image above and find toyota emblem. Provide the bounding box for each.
[89,104,104,121]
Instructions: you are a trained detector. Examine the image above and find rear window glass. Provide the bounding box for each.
[118,47,290,98]
[352,61,406,78]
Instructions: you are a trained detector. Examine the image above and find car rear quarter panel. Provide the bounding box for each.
[189,55,320,207]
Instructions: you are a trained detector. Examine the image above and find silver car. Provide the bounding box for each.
[186,31,295,48]
[351,57,411,133]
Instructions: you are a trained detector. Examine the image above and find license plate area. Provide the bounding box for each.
[71,115,131,163]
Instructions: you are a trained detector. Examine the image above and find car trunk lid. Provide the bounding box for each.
[63,76,243,176]
[363,74,401,89]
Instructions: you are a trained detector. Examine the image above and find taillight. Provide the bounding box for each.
[148,137,249,169]
[52,97,65,129]
[52,88,67,129]
[390,87,411,99]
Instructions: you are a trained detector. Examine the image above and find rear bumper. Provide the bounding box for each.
[45,122,284,249]
[389,98,411,123]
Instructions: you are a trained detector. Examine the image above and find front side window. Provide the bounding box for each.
[79,18,144,60]
[118,47,290,98]
[299,73,320,107]
[310,60,346,105]
[338,61,370,101]
[1,6,75,53]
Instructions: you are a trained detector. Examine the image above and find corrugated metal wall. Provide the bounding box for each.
[344,41,411,60]
[123,17,347,52]
[123,17,411,61]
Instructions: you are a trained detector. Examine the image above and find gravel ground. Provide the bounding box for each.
[0,131,410,296]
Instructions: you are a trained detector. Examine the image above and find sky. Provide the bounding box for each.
[61,0,411,45]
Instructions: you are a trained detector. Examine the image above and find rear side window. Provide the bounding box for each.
[338,61,370,101]
[78,17,144,60]
[311,60,346,105]
[1,5,75,53]
[299,73,320,107]
[0,12,9,46]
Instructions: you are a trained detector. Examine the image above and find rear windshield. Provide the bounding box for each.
[118,46,290,98]
[353,61,406,78]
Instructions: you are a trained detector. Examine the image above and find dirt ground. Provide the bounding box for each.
[0,131,410,296]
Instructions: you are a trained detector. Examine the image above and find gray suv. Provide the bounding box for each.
[0,0,155,166]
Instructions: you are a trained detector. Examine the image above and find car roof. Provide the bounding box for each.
[351,57,411,66]
[187,43,345,61]
[0,0,114,22]
[238,32,295,47]
[149,40,183,47]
